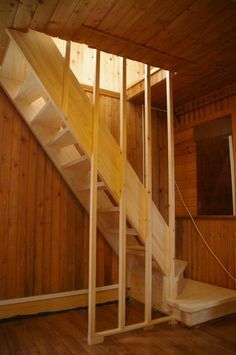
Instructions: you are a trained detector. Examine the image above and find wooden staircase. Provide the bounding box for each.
[0,29,169,280]
[1,29,236,340]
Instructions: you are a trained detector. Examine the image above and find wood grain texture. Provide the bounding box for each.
[1,1,236,110]
[175,89,236,290]
[0,88,118,300]
[176,217,236,290]
[0,300,236,354]
[175,91,236,217]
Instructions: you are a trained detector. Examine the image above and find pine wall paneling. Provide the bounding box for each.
[0,80,168,300]
[0,89,118,300]
[176,217,236,290]
[175,89,236,289]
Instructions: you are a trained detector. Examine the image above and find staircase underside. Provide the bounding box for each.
[168,279,236,326]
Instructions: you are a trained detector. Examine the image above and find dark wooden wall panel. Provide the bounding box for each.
[176,217,236,290]
[175,91,236,216]
[175,88,236,289]
[0,85,168,300]
[0,89,118,300]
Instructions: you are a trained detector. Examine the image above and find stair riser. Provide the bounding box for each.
[171,300,236,326]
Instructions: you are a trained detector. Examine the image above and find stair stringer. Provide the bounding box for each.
[1,28,168,276]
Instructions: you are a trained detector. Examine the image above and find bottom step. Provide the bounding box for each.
[168,279,236,326]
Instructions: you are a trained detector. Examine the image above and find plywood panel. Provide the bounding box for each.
[0,88,118,300]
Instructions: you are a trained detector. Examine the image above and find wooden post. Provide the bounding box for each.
[166,70,175,300]
[144,64,152,323]
[88,50,103,345]
[61,40,71,115]
[118,57,127,330]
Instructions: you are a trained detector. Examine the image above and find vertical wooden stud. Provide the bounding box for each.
[88,50,103,345]
[61,41,71,116]
[144,64,152,323]
[118,57,127,330]
[166,70,176,299]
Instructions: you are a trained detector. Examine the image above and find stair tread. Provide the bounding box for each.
[15,71,47,103]
[47,128,76,148]
[98,206,119,213]
[31,101,62,130]
[168,279,236,312]
[107,228,137,235]
[127,245,144,250]
[78,181,106,192]
[62,155,88,169]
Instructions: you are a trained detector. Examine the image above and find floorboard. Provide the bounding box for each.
[0,300,235,354]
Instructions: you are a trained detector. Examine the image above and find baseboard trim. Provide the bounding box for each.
[0,284,119,319]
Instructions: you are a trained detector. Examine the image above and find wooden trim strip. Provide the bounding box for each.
[0,285,119,320]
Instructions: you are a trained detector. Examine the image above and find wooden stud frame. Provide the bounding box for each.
[144,64,152,323]
[88,49,101,345]
[118,57,127,330]
[61,40,71,115]
[89,62,172,344]
[166,71,176,300]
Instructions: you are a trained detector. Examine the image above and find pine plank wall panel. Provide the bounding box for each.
[176,217,236,290]
[175,89,236,289]
[0,89,118,300]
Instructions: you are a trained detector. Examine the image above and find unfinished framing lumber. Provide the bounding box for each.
[118,57,127,330]
[88,49,102,345]
[166,71,176,300]
[144,64,152,323]
[61,40,71,115]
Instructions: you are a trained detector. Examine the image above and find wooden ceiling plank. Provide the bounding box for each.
[30,0,60,32]
[45,0,79,37]
[122,0,196,44]
[60,0,98,39]
[0,1,19,63]
[121,0,174,43]
[83,0,117,29]
[96,0,157,37]
[177,18,236,66]
[149,1,233,58]
[185,4,236,45]
[146,0,227,51]
[12,0,39,30]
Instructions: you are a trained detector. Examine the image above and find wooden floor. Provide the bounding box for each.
[0,300,236,354]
